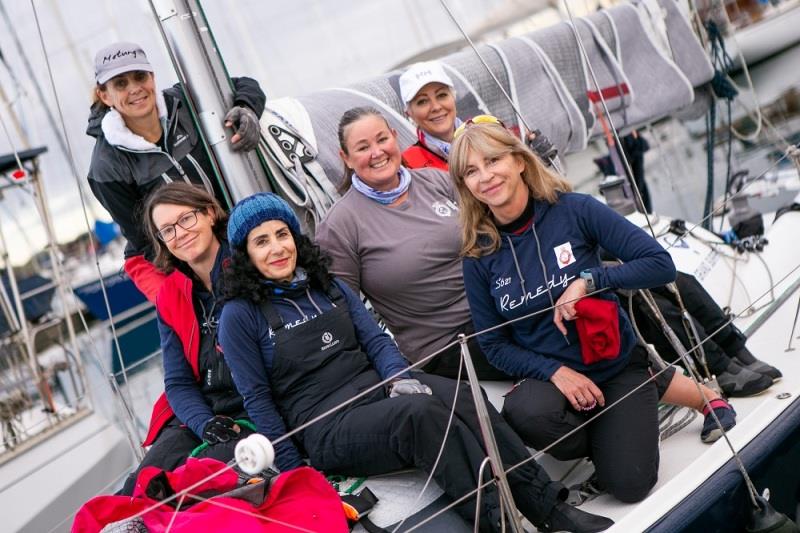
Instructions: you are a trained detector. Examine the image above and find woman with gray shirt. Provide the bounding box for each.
[316,106,507,378]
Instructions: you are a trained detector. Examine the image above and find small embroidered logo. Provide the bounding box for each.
[432,201,454,217]
[322,331,333,344]
[553,242,576,269]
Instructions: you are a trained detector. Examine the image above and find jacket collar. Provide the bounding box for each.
[98,90,169,150]
[496,196,554,242]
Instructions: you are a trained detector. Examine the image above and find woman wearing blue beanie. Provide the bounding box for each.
[218,192,613,532]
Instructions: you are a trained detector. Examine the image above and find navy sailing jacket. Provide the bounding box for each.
[462,193,676,384]
[219,278,411,471]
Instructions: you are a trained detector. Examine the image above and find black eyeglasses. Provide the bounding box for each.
[156,209,201,242]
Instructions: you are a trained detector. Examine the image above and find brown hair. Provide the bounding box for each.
[91,83,110,113]
[449,123,572,258]
[336,106,393,194]
[142,182,228,273]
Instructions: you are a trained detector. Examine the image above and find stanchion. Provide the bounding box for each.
[458,334,525,533]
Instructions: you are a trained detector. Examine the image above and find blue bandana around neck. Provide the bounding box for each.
[418,117,463,161]
[263,267,309,296]
[351,166,412,205]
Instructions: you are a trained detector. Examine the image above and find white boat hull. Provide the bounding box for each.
[0,410,133,533]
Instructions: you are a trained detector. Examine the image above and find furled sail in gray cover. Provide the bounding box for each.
[257,1,710,217]
[490,37,587,154]
[526,22,596,134]
[589,4,695,132]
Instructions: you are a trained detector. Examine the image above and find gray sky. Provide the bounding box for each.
[0,0,530,265]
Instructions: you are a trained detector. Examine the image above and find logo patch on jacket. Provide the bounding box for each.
[554,242,576,269]
[431,200,458,217]
[321,331,340,351]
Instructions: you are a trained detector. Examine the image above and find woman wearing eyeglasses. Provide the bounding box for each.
[448,120,685,503]
[117,182,252,495]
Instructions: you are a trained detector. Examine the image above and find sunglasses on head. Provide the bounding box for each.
[453,114,505,139]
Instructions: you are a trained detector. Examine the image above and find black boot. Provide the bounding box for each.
[732,347,783,382]
[537,501,614,532]
[717,359,774,397]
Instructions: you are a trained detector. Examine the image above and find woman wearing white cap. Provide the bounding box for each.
[399,60,557,171]
[86,41,266,302]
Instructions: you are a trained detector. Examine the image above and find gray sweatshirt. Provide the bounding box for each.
[316,167,471,363]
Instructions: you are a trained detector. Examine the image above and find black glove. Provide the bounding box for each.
[224,105,260,152]
[202,415,239,445]
[526,129,558,165]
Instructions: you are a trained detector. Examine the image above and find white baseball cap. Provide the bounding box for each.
[399,61,455,105]
[94,42,154,84]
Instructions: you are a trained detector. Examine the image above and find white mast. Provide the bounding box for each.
[149,0,271,205]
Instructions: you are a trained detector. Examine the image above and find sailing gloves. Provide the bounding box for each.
[389,378,433,398]
[202,415,239,445]
[225,105,261,152]
[526,129,558,166]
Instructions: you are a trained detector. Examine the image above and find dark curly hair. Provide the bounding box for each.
[224,231,335,303]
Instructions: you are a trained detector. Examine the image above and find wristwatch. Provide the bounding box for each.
[580,270,596,292]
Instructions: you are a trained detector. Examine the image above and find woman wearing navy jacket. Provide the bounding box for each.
[119,182,252,495]
[218,192,613,532]
[449,119,694,503]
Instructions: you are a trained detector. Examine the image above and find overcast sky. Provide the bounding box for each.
[0,0,548,265]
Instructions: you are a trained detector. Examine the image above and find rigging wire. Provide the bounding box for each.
[28,0,144,450]
[390,353,465,533]
[96,252,800,530]
[436,0,566,176]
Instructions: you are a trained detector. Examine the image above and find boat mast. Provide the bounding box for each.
[149,0,271,206]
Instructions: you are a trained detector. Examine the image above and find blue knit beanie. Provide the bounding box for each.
[227,193,302,247]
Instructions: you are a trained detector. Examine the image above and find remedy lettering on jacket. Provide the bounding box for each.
[498,272,575,311]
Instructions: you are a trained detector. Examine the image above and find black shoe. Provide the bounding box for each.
[717,360,773,397]
[538,501,614,532]
[732,348,783,382]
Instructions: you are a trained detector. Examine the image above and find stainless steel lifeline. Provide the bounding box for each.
[458,334,525,533]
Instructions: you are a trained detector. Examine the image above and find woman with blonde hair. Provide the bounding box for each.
[450,119,733,502]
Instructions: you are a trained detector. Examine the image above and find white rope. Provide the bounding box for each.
[76,250,800,530]
[391,353,465,533]
[714,3,763,143]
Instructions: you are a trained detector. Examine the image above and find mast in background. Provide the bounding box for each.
[149,0,271,206]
